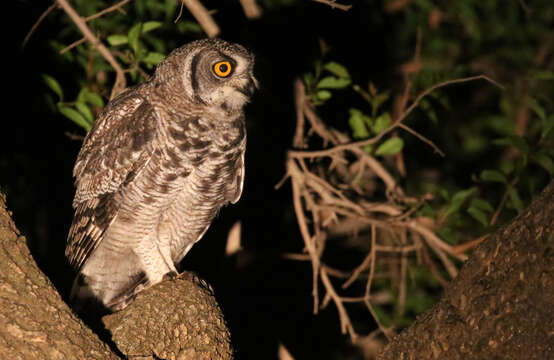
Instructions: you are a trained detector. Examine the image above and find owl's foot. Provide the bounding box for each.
[162,271,179,281]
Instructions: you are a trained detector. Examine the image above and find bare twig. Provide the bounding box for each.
[60,37,87,54]
[293,78,307,148]
[490,177,519,226]
[56,0,126,98]
[453,234,488,254]
[178,0,220,38]
[312,0,352,11]
[397,123,445,157]
[320,267,357,340]
[289,159,320,313]
[364,225,392,340]
[239,0,263,19]
[288,75,503,160]
[84,0,131,22]
[60,0,133,55]
[23,3,58,48]
[283,72,498,343]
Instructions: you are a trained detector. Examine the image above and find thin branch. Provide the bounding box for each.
[312,0,353,11]
[60,37,87,54]
[364,225,392,340]
[289,159,320,313]
[320,267,357,340]
[239,0,263,19]
[23,3,58,48]
[178,0,220,38]
[397,123,445,157]
[56,0,126,98]
[293,78,307,148]
[60,0,133,55]
[288,75,503,159]
[343,250,373,289]
[84,0,132,22]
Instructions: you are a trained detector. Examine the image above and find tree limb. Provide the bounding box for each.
[0,191,233,359]
[378,180,554,359]
[56,0,127,99]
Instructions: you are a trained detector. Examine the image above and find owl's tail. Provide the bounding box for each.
[69,270,150,315]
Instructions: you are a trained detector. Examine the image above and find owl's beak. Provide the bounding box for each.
[237,76,258,97]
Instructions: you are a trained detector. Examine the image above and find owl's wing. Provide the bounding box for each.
[66,90,156,271]
[226,151,245,204]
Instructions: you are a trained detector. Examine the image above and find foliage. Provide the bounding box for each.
[43,0,203,132]
[296,0,553,332]
[36,0,553,355]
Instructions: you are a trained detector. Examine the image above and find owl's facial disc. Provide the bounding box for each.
[182,45,255,112]
[206,55,256,112]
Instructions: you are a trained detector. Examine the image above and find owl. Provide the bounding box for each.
[66,39,256,312]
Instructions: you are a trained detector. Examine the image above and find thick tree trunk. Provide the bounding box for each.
[378,180,554,360]
[0,192,232,360]
[1,181,552,359]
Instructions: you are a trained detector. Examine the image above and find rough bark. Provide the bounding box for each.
[0,193,117,359]
[378,180,554,360]
[0,192,232,360]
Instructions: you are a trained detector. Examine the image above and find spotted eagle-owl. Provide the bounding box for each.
[65,39,256,312]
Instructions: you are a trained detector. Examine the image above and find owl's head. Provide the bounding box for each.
[154,39,257,113]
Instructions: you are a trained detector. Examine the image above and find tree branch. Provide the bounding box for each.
[56,0,127,99]
[378,180,554,359]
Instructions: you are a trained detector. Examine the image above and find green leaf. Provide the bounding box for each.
[541,114,554,139]
[480,169,507,183]
[506,185,524,213]
[528,97,546,121]
[165,0,178,20]
[500,161,515,175]
[58,104,91,131]
[82,91,104,107]
[316,76,351,89]
[128,23,142,55]
[303,72,314,89]
[142,21,163,33]
[531,70,554,80]
[349,108,370,139]
[315,90,332,101]
[372,112,391,133]
[470,198,494,213]
[142,52,166,65]
[370,92,390,116]
[438,188,450,201]
[467,206,489,226]
[176,21,203,34]
[420,99,438,124]
[444,187,477,217]
[375,137,404,156]
[74,102,94,124]
[436,227,458,245]
[107,35,128,46]
[493,136,530,154]
[323,62,350,79]
[42,74,63,100]
[531,153,554,176]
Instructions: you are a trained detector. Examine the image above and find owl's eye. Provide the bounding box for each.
[213,61,232,78]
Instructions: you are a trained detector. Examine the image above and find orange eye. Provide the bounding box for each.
[213,61,232,78]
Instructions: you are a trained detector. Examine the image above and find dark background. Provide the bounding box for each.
[5,1,552,359]
[4,1,394,358]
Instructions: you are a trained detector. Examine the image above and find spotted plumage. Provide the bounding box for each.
[66,39,256,312]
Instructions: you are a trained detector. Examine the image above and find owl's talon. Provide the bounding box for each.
[163,271,179,281]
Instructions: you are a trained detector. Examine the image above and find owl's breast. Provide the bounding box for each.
[154,115,246,262]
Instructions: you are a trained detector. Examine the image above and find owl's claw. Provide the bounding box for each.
[163,271,179,281]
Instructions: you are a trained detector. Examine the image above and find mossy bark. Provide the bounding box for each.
[0,192,232,360]
[378,180,554,360]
